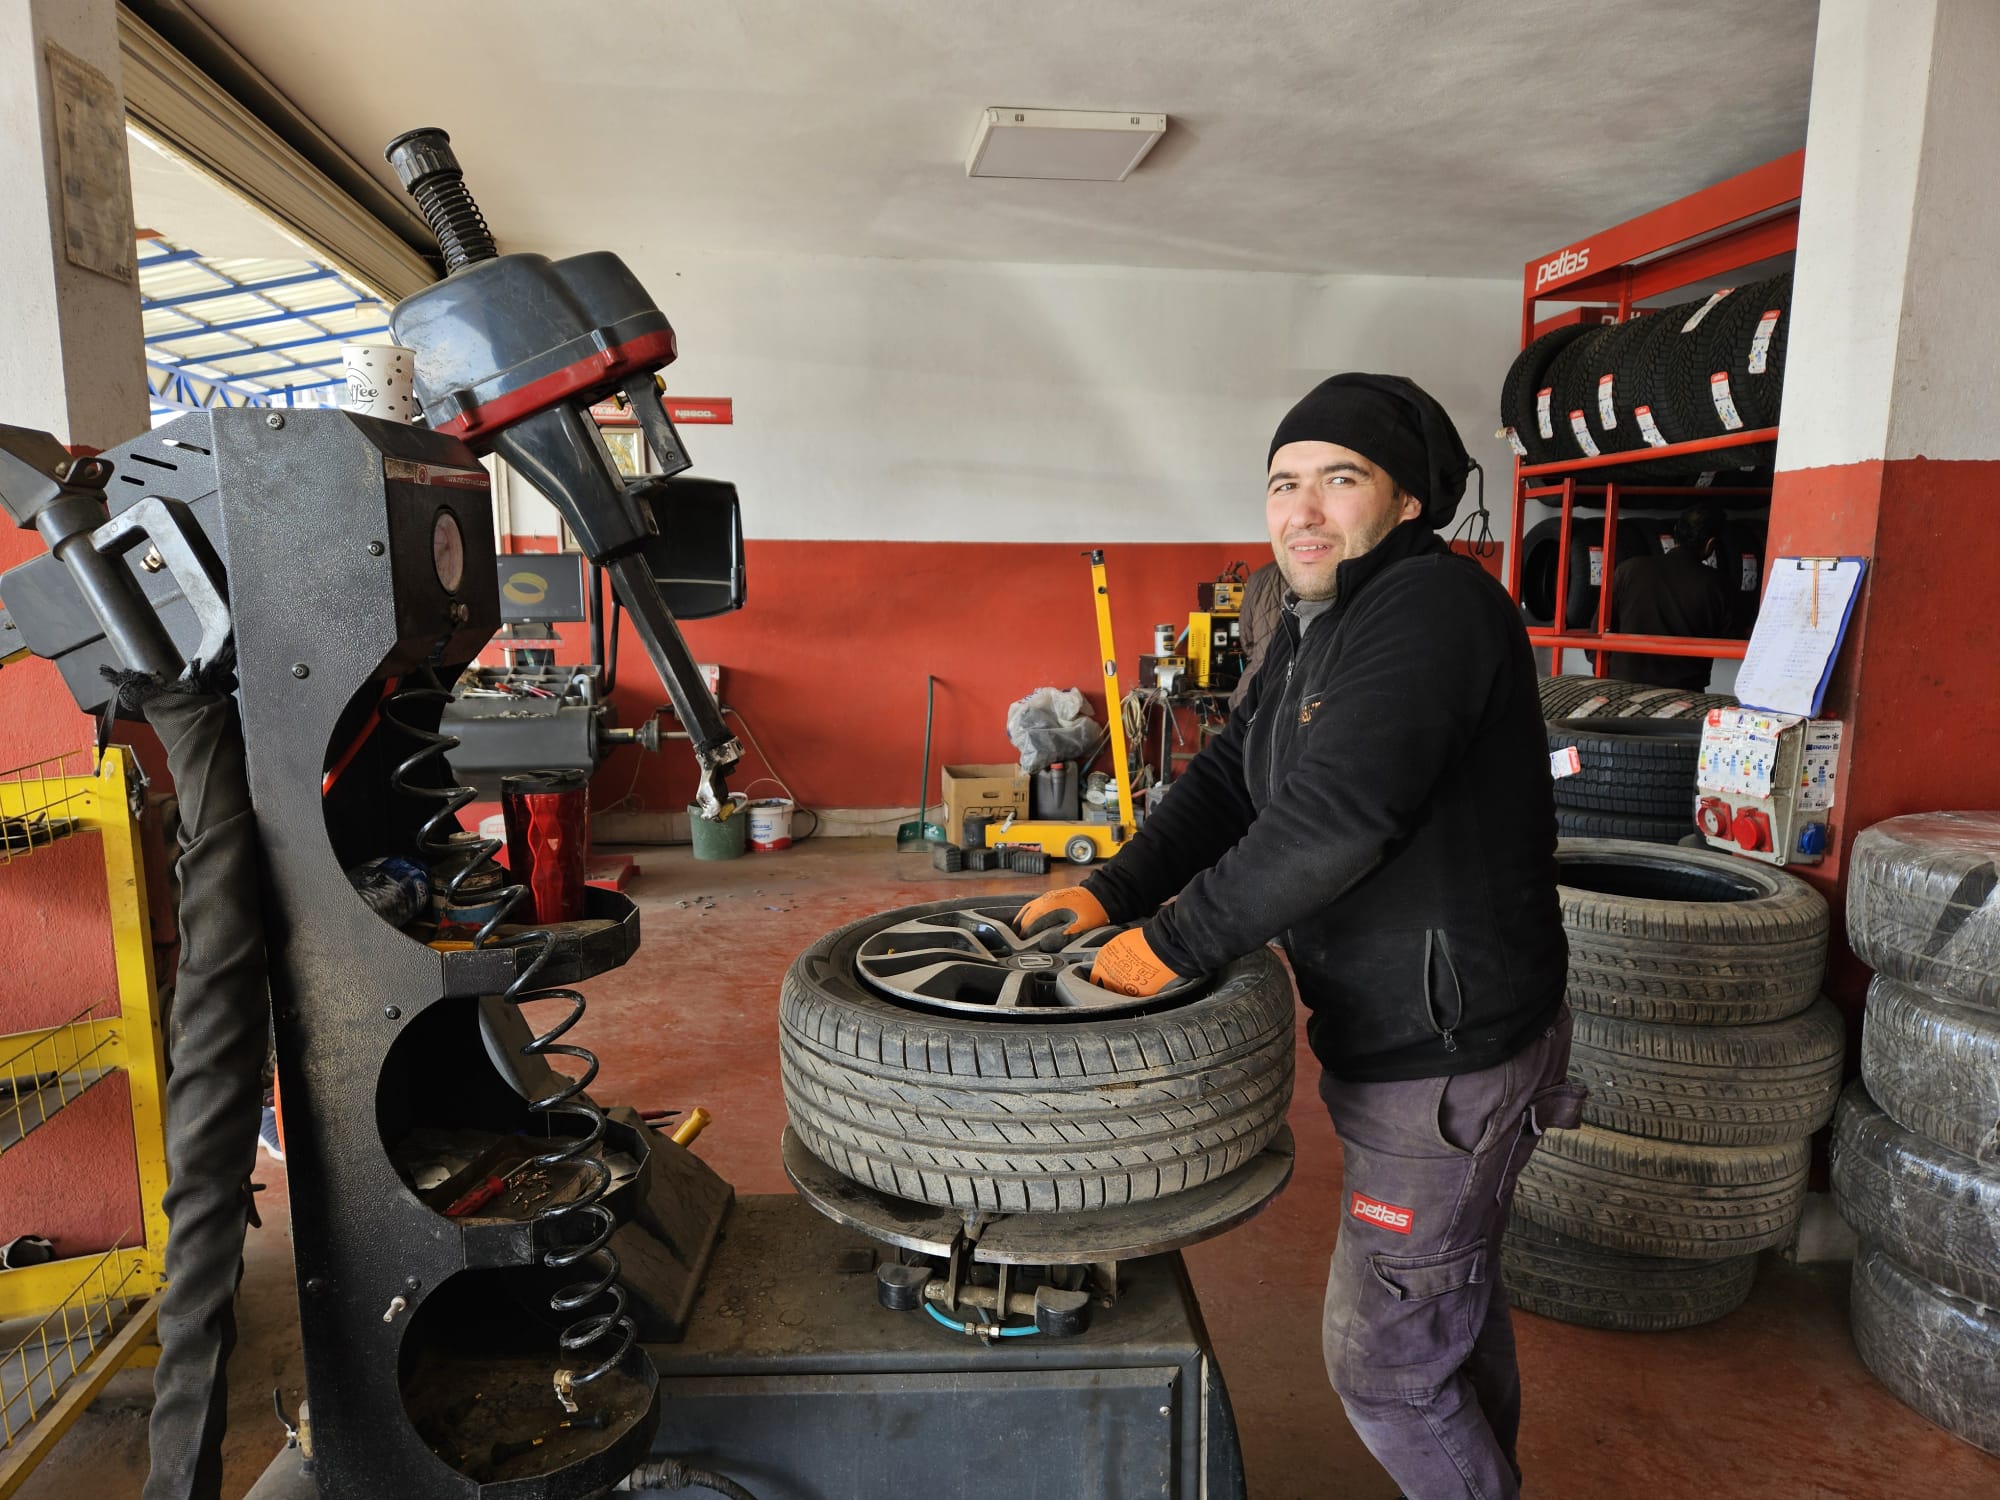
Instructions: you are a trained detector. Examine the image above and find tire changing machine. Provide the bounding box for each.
[0,128,1294,1500]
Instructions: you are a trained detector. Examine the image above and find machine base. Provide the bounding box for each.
[249,1193,1248,1500]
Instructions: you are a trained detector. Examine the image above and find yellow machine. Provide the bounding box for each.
[987,549,1138,866]
[1184,571,1246,690]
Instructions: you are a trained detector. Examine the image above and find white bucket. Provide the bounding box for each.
[747,798,795,852]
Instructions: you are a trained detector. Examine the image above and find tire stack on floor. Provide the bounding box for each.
[1504,839,1840,1331]
[1546,716,1703,844]
[1831,812,2000,1456]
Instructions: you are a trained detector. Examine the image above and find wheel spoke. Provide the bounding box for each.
[992,972,1032,1009]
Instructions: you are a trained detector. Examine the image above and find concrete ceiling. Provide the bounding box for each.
[183,0,1818,278]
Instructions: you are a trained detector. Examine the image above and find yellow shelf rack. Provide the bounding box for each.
[0,748,169,1496]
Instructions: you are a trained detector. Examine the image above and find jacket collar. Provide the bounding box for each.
[1283,519,1447,626]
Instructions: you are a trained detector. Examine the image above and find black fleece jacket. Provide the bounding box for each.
[1086,520,1566,1081]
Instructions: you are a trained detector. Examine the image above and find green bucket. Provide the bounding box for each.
[688,802,748,861]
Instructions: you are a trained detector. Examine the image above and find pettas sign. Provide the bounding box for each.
[1350,1191,1415,1234]
[1534,245,1591,292]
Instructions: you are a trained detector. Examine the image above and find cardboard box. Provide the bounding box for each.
[941,763,1030,837]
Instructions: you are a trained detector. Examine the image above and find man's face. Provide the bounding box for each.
[1265,441,1423,600]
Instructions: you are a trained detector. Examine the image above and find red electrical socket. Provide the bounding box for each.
[1730,807,1772,852]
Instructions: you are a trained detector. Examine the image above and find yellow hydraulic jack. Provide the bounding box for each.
[987,549,1137,866]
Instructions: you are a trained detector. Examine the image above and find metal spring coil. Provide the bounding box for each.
[383,672,634,1402]
[407,174,498,274]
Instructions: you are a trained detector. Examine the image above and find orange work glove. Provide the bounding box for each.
[1015,885,1111,937]
[1089,927,1182,997]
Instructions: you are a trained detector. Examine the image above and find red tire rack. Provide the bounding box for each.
[1507,151,1804,674]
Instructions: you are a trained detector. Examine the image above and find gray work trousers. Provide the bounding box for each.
[1319,1008,1581,1500]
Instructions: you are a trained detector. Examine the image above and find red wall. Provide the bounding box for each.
[525,539,1276,814]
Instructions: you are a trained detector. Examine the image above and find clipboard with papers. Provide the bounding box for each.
[1731,557,1866,718]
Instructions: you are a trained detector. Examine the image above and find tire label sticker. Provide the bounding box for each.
[1634,405,1669,448]
[1695,471,1717,486]
[1597,373,1617,429]
[1505,425,1528,458]
[1748,309,1782,374]
[1741,553,1760,592]
[1537,387,1555,439]
[1659,532,1679,552]
[1351,1192,1414,1234]
[1681,290,1732,333]
[1550,746,1582,779]
[1569,410,1601,457]
[1709,372,1746,430]
[1588,545,1604,586]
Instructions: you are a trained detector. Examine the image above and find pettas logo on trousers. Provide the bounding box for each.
[1350,1191,1415,1234]
[1534,246,1590,291]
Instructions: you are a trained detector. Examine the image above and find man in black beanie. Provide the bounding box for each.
[1020,373,1574,1499]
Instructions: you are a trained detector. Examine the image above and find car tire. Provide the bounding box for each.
[1858,976,2000,1165]
[1547,717,1703,818]
[1556,808,1691,844]
[1847,812,2000,1013]
[1501,1211,1756,1332]
[1512,1121,1809,1259]
[1831,1082,2000,1307]
[778,897,1296,1214]
[1850,1244,2000,1458]
[1568,998,1845,1146]
[1557,838,1829,1025]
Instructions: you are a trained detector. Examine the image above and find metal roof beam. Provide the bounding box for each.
[141,267,346,310]
[147,298,366,338]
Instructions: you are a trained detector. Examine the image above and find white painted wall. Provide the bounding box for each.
[1885,0,2000,463]
[501,251,1523,545]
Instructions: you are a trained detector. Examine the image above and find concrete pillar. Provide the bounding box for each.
[0,0,147,451]
[1773,0,2000,1010]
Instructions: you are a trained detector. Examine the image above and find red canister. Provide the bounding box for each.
[500,770,590,924]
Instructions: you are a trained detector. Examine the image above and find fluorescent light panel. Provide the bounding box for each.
[966,108,1167,182]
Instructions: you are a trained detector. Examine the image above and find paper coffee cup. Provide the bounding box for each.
[342,343,419,422]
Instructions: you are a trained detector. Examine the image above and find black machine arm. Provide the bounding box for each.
[384,128,741,817]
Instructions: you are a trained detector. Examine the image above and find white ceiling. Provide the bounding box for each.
[182,0,1819,279]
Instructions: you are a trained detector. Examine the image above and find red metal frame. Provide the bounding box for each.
[1508,151,1804,676]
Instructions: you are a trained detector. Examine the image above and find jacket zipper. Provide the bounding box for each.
[1266,654,1295,799]
[1424,928,1465,1053]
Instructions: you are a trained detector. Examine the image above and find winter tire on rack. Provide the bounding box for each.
[1830,1083,2000,1307]
[1511,1122,1809,1259]
[1849,1244,2000,1458]
[1501,1211,1756,1331]
[1858,977,2000,1165]
[1546,717,1702,818]
[1557,839,1829,1025]
[1502,321,1596,466]
[778,897,1296,1214]
[1847,812,2000,1013]
[1568,998,1845,1146]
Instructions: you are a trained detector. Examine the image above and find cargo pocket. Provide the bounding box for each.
[1331,1240,1489,1399]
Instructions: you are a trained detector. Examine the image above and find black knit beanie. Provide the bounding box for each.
[1267,373,1473,529]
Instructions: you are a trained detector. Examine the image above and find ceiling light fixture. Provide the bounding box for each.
[965,108,1167,182]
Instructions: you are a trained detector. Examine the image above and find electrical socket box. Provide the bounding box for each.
[1694,707,1842,866]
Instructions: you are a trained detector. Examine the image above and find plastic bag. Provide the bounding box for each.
[1006,686,1100,774]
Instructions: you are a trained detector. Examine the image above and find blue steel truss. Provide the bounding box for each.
[139,239,393,418]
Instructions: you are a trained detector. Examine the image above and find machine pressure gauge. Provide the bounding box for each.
[431,509,465,592]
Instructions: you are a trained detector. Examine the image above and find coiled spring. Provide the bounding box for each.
[384,671,634,1406]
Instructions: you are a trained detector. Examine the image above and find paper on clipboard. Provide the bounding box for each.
[1733,557,1866,718]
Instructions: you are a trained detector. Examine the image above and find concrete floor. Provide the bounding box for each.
[21,838,2000,1498]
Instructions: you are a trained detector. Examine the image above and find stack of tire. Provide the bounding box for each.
[1500,274,1793,483]
[1832,813,2000,1455]
[1545,716,1703,844]
[1504,839,1841,1331]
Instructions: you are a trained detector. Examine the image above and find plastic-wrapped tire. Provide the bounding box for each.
[1556,808,1692,845]
[778,897,1295,1213]
[1546,717,1701,817]
[1557,838,1829,1025]
[1502,322,1597,466]
[1850,1244,2000,1458]
[1512,1121,1809,1259]
[1568,999,1845,1146]
[1847,812,2000,1013]
[1500,1211,1756,1331]
[1859,976,2000,1165]
[1830,1082,2000,1307]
